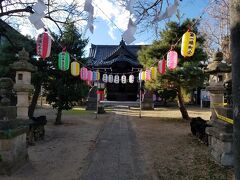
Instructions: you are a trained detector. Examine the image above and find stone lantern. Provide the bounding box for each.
[10,48,36,120]
[205,51,231,121]
[205,51,233,166]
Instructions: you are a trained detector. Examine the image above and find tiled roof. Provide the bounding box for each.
[87,40,145,68]
[0,19,30,47]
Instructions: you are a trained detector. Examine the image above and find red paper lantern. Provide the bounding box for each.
[167,50,178,70]
[36,31,52,59]
[158,59,166,74]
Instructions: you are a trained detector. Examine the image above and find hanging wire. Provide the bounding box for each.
[149,0,212,67]
[92,1,124,34]
[39,0,212,76]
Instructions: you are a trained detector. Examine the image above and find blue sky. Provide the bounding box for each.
[84,0,209,48]
[18,0,209,54]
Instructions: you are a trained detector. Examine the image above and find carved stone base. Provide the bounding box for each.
[86,99,97,110]
[142,102,154,110]
[0,126,28,175]
[206,125,233,166]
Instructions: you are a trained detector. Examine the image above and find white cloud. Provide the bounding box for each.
[93,0,129,30]
[78,0,130,40]
[108,25,117,40]
[134,41,147,45]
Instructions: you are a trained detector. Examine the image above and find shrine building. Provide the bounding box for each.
[87,40,145,101]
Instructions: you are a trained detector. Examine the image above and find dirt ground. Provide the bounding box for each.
[0,106,234,180]
[1,107,110,180]
[129,107,233,180]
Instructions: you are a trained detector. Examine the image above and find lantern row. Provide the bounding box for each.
[36,30,197,75]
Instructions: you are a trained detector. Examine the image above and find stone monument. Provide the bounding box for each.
[0,48,36,174]
[205,51,233,166]
[142,91,154,110]
[86,86,97,110]
[86,83,105,114]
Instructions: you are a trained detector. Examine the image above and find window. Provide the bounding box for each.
[18,73,23,80]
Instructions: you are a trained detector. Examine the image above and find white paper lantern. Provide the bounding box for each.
[121,75,127,84]
[108,74,113,83]
[129,75,134,83]
[102,73,108,83]
[114,75,119,84]
[139,72,141,81]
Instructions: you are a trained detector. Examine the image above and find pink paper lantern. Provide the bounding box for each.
[145,69,151,81]
[167,50,178,70]
[87,70,93,81]
[36,31,52,59]
[80,67,88,80]
[158,59,166,74]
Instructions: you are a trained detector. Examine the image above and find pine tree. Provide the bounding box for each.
[138,19,207,120]
[43,21,89,125]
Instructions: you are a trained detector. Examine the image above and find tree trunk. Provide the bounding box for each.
[28,83,41,118]
[230,0,240,178]
[55,107,62,125]
[176,87,190,120]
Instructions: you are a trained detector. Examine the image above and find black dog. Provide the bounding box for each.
[190,117,211,144]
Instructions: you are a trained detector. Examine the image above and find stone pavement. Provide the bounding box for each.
[80,108,155,180]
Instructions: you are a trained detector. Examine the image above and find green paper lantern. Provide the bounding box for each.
[58,51,70,71]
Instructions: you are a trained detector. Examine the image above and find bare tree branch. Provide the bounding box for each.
[200,0,230,62]
[0,0,87,35]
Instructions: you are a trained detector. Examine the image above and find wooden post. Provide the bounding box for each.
[139,70,142,118]
[96,80,99,119]
[230,0,240,178]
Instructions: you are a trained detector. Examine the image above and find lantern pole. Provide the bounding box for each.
[139,70,142,118]
[96,80,99,119]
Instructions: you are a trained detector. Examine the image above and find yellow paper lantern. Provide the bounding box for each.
[71,61,80,76]
[141,71,146,81]
[181,31,196,57]
[96,71,100,81]
[150,67,157,80]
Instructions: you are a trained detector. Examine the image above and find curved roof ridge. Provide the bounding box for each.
[103,40,137,61]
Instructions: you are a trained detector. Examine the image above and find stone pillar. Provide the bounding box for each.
[207,85,225,121]
[16,91,30,119]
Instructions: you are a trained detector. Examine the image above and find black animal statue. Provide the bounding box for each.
[190,117,211,144]
[27,116,47,145]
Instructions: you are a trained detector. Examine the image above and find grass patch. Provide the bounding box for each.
[63,107,94,115]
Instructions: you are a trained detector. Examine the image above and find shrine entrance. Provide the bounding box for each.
[106,61,139,101]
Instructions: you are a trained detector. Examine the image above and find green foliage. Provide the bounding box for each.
[0,32,35,78]
[63,107,92,115]
[138,19,208,94]
[158,89,177,102]
[44,21,89,112]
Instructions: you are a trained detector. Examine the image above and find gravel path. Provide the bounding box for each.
[80,107,156,180]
